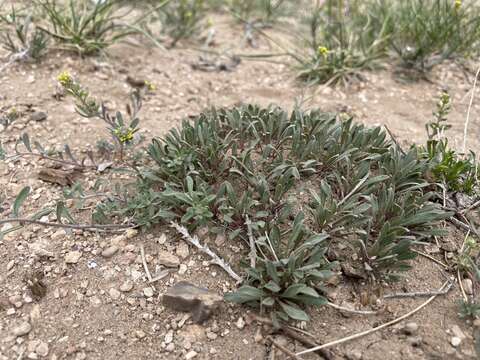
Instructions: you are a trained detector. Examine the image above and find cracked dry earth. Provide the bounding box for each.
[1,15,480,360]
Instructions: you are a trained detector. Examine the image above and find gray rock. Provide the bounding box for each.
[30,111,47,122]
[101,246,118,258]
[162,281,222,324]
[158,250,180,268]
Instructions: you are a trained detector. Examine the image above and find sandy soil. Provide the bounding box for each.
[1,12,480,360]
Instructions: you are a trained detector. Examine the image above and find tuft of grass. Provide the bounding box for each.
[35,0,136,55]
[227,0,290,24]
[142,0,207,47]
[294,0,391,86]
[0,6,48,60]
[377,0,480,72]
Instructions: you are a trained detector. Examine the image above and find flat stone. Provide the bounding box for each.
[109,288,121,300]
[185,351,198,360]
[65,251,82,264]
[119,281,133,292]
[29,111,47,122]
[162,281,222,323]
[12,321,32,337]
[158,250,180,268]
[101,246,118,258]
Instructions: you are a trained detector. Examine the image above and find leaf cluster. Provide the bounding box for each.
[94,104,451,321]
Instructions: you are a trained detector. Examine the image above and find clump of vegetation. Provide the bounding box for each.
[160,0,207,47]
[35,0,136,55]
[423,91,479,194]
[0,6,48,60]
[228,0,290,24]
[377,0,480,72]
[57,71,142,160]
[83,102,451,320]
[292,0,390,85]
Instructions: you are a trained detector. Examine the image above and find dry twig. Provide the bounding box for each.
[170,222,243,283]
[249,314,332,360]
[0,218,133,232]
[140,244,153,282]
[296,280,451,356]
[326,302,377,315]
[413,250,448,269]
[383,282,453,299]
[463,64,480,153]
[267,336,303,360]
[245,215,257,268]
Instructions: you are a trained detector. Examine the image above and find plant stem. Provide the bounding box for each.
[0,218,133,232]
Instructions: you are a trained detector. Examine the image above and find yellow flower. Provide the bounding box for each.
[317,46,329,59]
[57,71,73,87]
[440,91,450,107]
[206,17,213,27]
[455,0,461,10]
[144,80,156,91]
[114,127,135,144]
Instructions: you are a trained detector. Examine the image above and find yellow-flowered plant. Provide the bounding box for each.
[57,71,73,87]
[317,46,329,59]
[58,73,141,160]
[144,80,156,92]
[455,0,461,10]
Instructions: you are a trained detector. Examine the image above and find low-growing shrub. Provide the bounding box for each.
[89,103,452,320]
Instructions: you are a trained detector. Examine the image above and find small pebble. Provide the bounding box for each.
[102,246,118,258]
[109,288,121,300]
[185,351,197,359]
[236,317,245,330]
[143,287,154,298]
[12,321,32,337]
[120,281,133,292]
[402,322,418,335]
[451,336,461,347]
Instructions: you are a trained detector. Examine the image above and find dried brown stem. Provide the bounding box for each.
[248,314,332,360]
[0,218,133,232]
[266,336,303,360]
[383,281,453,299]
